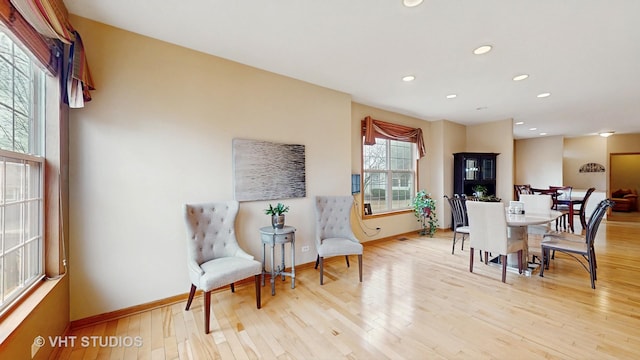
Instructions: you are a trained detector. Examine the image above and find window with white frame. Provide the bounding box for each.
[0,28,45,312]
[363,138,416,214]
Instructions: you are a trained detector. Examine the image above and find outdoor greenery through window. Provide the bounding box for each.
[0,28,45,312]
[363,138,416,214]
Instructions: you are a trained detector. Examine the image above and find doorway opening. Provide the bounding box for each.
[609,153,640,222]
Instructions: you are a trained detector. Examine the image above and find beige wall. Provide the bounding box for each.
[466,119,514,201]
[607,133,640,154]
[439,120,466,228]
[563,136,607,191]
[68,16,353,320]
[515,136,564,189]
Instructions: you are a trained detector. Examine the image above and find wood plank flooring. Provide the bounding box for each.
[58,219,640,359]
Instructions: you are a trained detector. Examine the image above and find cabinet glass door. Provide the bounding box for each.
[481,158,495,180]
[464,159,479,180]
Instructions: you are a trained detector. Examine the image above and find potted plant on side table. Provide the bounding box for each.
[410,190,438,237]
[265,202,290,229]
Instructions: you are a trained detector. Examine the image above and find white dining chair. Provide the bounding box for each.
[467,201,524,283]
[518,194,554,234]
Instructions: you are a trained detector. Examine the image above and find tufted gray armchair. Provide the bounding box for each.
[184,201,262,334]
[314,196,363,285]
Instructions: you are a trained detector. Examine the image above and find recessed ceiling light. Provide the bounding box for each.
[513,74,529,81]
[537,92,551,98]
[402,0,424,7]
[515,121,525,125]
[402,75,416,82]
[599,131,615,137]
[529,127,537,131]
[539,132,547,136]
[446,94,457,99]
[473,45,492,55]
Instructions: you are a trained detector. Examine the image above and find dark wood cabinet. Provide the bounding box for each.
[453,152,499,196]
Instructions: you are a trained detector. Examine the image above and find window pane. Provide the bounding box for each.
[5,203,23,249]
[363,172,387,213]
[363,138,387,170]
[6,160,24,201]
[14,113,30,153]
[0,106,13,151]
[14,72,30,116]
[391,172,414,210]
[0,60,11,107]
[26,200,40,241]
[0,33,12,60]
[26,161,40,199]
[3,248,22,302]
[390,140,413,170]
[13,45,30,76]
[25,239,40,280]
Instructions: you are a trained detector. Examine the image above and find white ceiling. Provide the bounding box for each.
[64,0,640,139]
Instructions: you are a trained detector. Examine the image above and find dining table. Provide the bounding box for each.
[554,197,584,233]
[531,187,584,233]
[504,209,564,275]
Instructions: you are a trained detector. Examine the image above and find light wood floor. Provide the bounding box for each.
[58,219,640,359]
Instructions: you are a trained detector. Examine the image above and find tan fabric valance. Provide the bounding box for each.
[0,0,58,74]
[8,0,95,107]
[361,116,426,158]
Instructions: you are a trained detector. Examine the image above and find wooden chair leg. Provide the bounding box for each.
[357,254,363,282]
[185,284,196,311]
[469,247,475,272]
[319,256,324,285]
[345,255,350,267]
[204,291,211,334]
[230,283,235,292]
[314,255,319,269]
[484,251,489,265]
[518,250,523,274]
[254,275,262,309]
[501,255,508,283]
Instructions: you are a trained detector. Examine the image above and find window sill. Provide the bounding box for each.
[0,275,65,345]
[363,209,413,219]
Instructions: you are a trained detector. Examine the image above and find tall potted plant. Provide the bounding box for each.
[264,203,290,229]
[410,190,438,236]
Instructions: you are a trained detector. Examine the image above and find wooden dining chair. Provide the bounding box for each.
[539,199,614,289]
[573,187,596,234]
[444,194,470,254]
[514,184,533,201]
[549,186,573,231]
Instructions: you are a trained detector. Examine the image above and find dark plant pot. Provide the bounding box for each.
[272,215,285,229]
